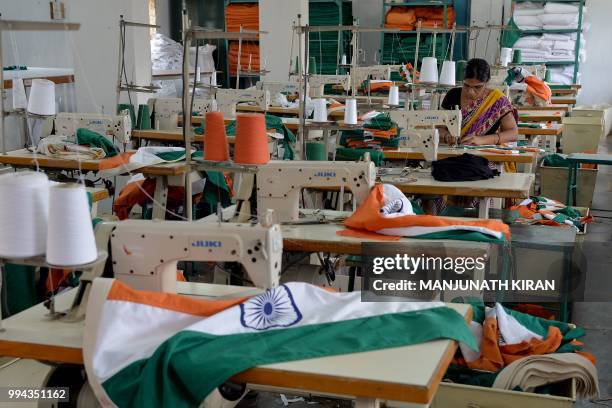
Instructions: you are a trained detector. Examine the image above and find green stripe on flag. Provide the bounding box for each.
[103,307,476,407]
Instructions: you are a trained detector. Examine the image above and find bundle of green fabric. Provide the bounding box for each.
[308,1,352,74]
[543,153,573,168]
[335,147,384,166]
[76,128,120,157]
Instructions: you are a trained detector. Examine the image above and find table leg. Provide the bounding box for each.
[478,198,491,219]
[565,163,577,206]
[151,176,169,220]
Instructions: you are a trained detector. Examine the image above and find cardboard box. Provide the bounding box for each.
[539,163,598,208]
[561,116,604,154]
[571,104,612,136]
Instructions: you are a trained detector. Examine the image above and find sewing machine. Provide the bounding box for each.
[54,112,132,144]
[256,159,376,222]
[256,81,300,106]
[215,88,270,117]
[351,65,392,90]
[389,109,462,162]
[94,218,283,293]
[308,74,351,97]
[150,97,216,130]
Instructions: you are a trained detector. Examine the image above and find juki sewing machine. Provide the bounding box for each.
[93,218,283,293]
[308,74,351,97]
[215,88,270,117]
[54,112,132,144]
[351,65,392,90]
[150,97,216,130]
[255,159,376,222]
[256,81,300,106]
[389,108,462,162]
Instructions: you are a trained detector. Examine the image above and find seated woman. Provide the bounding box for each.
[440,58,518,146]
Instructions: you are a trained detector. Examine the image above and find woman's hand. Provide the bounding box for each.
[461,134,496,146]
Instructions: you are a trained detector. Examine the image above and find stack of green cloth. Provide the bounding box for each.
[543,153,572,168]
[339,113,400,150]
[335,147,384,166]
[308,1,352,74]
[381,34,445,65]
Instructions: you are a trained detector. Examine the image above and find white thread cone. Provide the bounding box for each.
[420,57,439,84]
[341,55,347,65]
[440,61,456,86]
[46,183,97,266]
[388,85,400,106]
[344,99,358,125]
[12,78,27,110]
[0,172,49,258]
[196,67,201,82]
[27,79,55,116]
[500,48,513,67]
[313,98,328,122]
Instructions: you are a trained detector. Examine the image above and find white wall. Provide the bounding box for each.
[352,0,383,65]
[260,0,308,81]
[577,0,612,105]
[155,0,171,38]
[1,0,151,117]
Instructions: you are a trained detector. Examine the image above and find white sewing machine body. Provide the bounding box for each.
[389,109,462,162]
[95,219,283,293]
[308,74,351,97]
[215,88,270,117]
[256,159,376,222]
[151,97,216,130]
[351,65,392,90]
[54,112,132,144]
[256,81,300,106]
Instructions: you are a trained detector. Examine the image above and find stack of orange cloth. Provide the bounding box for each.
[385,6,456,30]
[225,3,259,32]
[228,42,260,76]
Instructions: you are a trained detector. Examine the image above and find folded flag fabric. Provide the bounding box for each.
[76,128,120,157]
[492,353,599,399]
[338,184,510,243]
[510,196,593,231]
[225,3,259,32]
[454,300,594,373]
[83,278,477,407]
[36,135,106,160]
[385,6,456,30]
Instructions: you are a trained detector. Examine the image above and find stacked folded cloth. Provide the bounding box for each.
[548,65,579,85]
[514,2,584,30]
[339,112,399,150]
[514,34,585,64]
[385,6,456,30]
[451,300,598,399]
[510,195,593,232]
[381,34,445,65]
[226,3,260,76]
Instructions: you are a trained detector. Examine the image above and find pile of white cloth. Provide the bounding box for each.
[514,33,586,64]
[548,65,580,85]
[514,2,585,30]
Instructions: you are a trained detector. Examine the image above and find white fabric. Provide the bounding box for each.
[543,24,578,30]
[514,8,544,17]
[542,33,577,41]
[495,303,543,345]
[540,13,579,25]
[513,36,542,50]
[515,15,543,29]
[544,2,579,14]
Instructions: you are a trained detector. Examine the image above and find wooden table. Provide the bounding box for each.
[2,67,75,89]
[0,149,190,220]
[517,110,565,123]
[551,89,578,96]
[551,97,577,105]
[518,123,564,136]
[381,172,535,219]
[0,284,472,407]
[516,104,571,112]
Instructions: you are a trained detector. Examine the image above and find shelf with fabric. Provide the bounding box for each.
[224,0,261,86]
[308,0,353,75]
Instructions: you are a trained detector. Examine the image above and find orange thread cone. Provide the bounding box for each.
[234,113,269,165]
[204,111,230,161]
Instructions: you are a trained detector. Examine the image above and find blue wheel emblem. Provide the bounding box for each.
[240,285,302,330]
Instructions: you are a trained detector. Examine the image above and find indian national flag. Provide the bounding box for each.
[339,184,511,242]
[84,278,477,407]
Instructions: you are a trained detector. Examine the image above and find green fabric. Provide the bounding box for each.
[410,199,424,215]
[411,230,506,244]
[518,123,542,129]
[308,1,352,74]
[335,147,384,166]
[117,103,136,126]
[364,113,394,131]
[501,18,521,48]
[543,153,571,168]
[155,151,187,162]
[102,307,477,407]
[137,104,152,130]
[2,264,37,318]
[444,364,499,388]
[76,128,119,157]
[382,34,445,65]
[198,171,232,218]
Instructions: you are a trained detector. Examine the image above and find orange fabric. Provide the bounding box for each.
[385,6,455,30]
[112,179,192,220]
[467,317,505,372]
[234,113,269,164]
[364,127,398,139]
[46,269,73,293]
[228,42,260,76]
[366,81,393,92]
[344,184,511,239]
[337,228,402,241]
[176,271,186,282]
[225,4,259,32]
[525,76,552,104]
[499,326,563,365]
[98,152,135,170]
[108,280,247,317]
[384,7,417,29]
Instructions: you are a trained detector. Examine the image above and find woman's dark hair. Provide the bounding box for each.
[464,58,491,83]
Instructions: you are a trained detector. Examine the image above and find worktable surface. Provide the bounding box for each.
[382,171,535,199]
[0,284,471,405]
[517,110,565,123]
[0,149,190,176]
[518,123,564,136]
[515,104,571,112]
